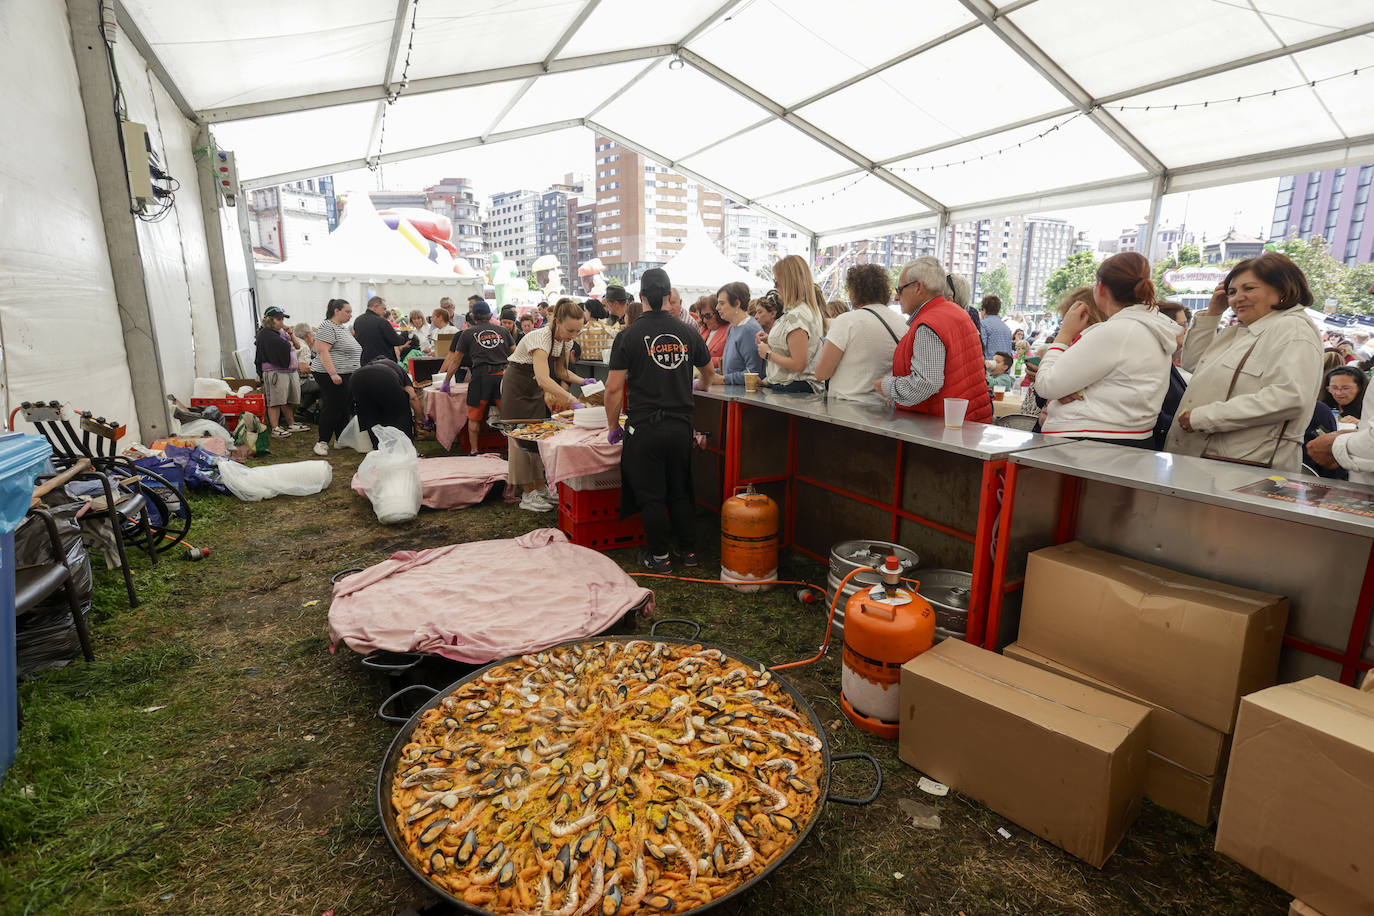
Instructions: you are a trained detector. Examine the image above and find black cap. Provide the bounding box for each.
[640,268,670,302]
[604,284,630,303]
[500,306,518,322]
[263,306,289,319]
[471,300,492,318]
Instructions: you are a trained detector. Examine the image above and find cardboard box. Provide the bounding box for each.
[435,331,458,358]
[1003,643,1229,777]
[1019,542,1288,733]
[1216,677,1374,916]
[1145,753,1224,826]
[900,638,1149,867]
[1290,900,1327,916]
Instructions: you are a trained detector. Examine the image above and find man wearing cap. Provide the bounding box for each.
[354,295,412,365]
[604,285,631,325]
[444,299,514,454]
[605,268,716,572]
[255,306,310,437]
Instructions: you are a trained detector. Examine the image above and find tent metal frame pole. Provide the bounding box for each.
[234,177,260,327]
[198,45,675,123]
[113,0,197,123]
[677,49,947,213]
[583,119,815,240]
[381,0,413,88]
[482,79,537,141]
[193,126,239,372]
[544,0,603,69]
[956,0,1164,177]
[67,0,171,440]
[239,118,585,189]
[676,0,749,47]
[1143,176,1166,264]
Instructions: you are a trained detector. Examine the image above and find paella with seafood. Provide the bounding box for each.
[388,640,825,914]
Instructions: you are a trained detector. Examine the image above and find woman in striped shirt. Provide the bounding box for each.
[310,299,363,456]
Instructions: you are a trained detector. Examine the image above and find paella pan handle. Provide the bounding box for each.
[362,651,425,675]
[825,752,883,806]
[378,683,439,725]
[331,567,365,585]
[650,618,701,640]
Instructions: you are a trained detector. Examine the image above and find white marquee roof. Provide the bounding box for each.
[119,0,1374,245]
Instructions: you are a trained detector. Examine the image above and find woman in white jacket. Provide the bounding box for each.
[1166,253,1321,470]
[1034,252,1181,445]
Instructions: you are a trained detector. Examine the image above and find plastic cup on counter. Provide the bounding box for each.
[744,372,759,392]
[944,398,968,429]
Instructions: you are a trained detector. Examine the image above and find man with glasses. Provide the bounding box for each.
[876,257,993,423]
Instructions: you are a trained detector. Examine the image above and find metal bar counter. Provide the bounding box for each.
[991,440,1374,685]
[692,385,1062,647]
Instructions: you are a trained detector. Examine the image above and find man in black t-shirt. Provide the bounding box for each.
[448,300,513,454]
[605,268,716,572]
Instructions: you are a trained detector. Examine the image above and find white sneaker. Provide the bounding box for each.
[312,441,329,457]
[287,422,311,432]
[520,491,555,512]
[272,427,291,438]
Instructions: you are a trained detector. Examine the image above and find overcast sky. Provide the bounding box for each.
[330,125,1279,248]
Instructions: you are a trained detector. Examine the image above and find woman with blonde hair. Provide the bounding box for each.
[755,255,824,393]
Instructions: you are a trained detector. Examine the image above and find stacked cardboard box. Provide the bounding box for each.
[1012,542,1288,824]
[899,638,1150,867]
[1217,678,1374,916]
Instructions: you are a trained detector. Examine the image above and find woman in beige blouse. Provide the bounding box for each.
[1166,252,1322,470]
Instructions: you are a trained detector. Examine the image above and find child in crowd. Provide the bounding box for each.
[988,351,1015,391]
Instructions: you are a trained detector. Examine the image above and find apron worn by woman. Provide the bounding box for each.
[501,349,560,485]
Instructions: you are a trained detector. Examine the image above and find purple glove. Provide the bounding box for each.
[571,401,584,410]
[439,380,451,393]
[692,378,704,391]
[607,427,624,445]
[582,377,598,387]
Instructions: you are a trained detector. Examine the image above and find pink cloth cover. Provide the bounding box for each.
[327,528,653,662]
[423,384,471,450]
[537,427,622,488]
[350,454,508,510]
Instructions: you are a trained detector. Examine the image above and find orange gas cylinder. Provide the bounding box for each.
[720,485,778,593]
[841,556,935,739]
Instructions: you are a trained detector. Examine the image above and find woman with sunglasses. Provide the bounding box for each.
[695,295,730,368]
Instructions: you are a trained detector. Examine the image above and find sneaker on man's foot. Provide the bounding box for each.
[312,441,329,457]
[639,550,672,574]
[286,422,310,432]
[520,491,555,512]
[272,427,291,438]
[680,551,700,568]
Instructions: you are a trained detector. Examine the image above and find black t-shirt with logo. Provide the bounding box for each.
[456,320,514,369]
[609,309,710,423]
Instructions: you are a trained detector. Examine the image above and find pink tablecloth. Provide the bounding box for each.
[350,454,508,510]
[537,426,622,488]
[327,528,654,662]
[423,384,470,450]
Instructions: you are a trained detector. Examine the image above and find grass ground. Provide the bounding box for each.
[0,431,1289,915]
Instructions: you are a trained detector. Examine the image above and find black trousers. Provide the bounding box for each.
[621,416,695,557]
[350,365,413,447]
[314,371,354,444]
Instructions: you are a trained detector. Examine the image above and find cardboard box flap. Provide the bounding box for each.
[1050,542,1282,612]
[1245,676,1374,756]
[912,639,1149,753]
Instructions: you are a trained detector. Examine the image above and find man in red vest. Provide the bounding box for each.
[875,257,993,423]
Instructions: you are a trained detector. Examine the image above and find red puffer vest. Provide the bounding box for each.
[891,296,993,423]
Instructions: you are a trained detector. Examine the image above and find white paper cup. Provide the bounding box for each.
[944,398,968,429]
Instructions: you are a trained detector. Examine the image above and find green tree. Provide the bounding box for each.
[526,274,540,291]
[980,265,1012,306]
[1043,251,1098,307]
[1340,262,1374,314]
[1271,235,1344,308]
[1176,243,1201,266]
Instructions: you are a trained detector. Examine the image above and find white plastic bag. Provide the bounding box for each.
[336,416,373,453]
[354,426,421,524]
[179,418,235,444]
[192,377,232,399]
[215,458,332,502]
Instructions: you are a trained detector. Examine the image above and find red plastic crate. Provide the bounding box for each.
[191,394,266,431]
[558,515,645,551]
[557,483,624,522]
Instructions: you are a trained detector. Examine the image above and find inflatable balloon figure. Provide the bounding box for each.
[378,208,458,260]
[531,254,564,299]
[489,252,520,308]
[578,257,608,299]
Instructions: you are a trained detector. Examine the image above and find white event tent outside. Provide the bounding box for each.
[119,0,1374,253]
[626,222,769,301]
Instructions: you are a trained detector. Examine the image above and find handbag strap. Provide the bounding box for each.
[1222,338,1261,400]
[862,306,902,344]
[1203,336,1288,468]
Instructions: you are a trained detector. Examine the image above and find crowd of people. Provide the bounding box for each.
[253,239,1374,518]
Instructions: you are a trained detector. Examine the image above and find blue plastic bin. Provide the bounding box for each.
[0,433,55,784]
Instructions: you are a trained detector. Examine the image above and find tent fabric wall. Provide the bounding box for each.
[0,0,140,439]
[113,37,221,399]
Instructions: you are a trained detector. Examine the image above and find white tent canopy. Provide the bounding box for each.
[118,0,1374,248]
[627,222,767,300]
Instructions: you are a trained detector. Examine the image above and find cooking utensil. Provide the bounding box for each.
[375,627,881,915]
